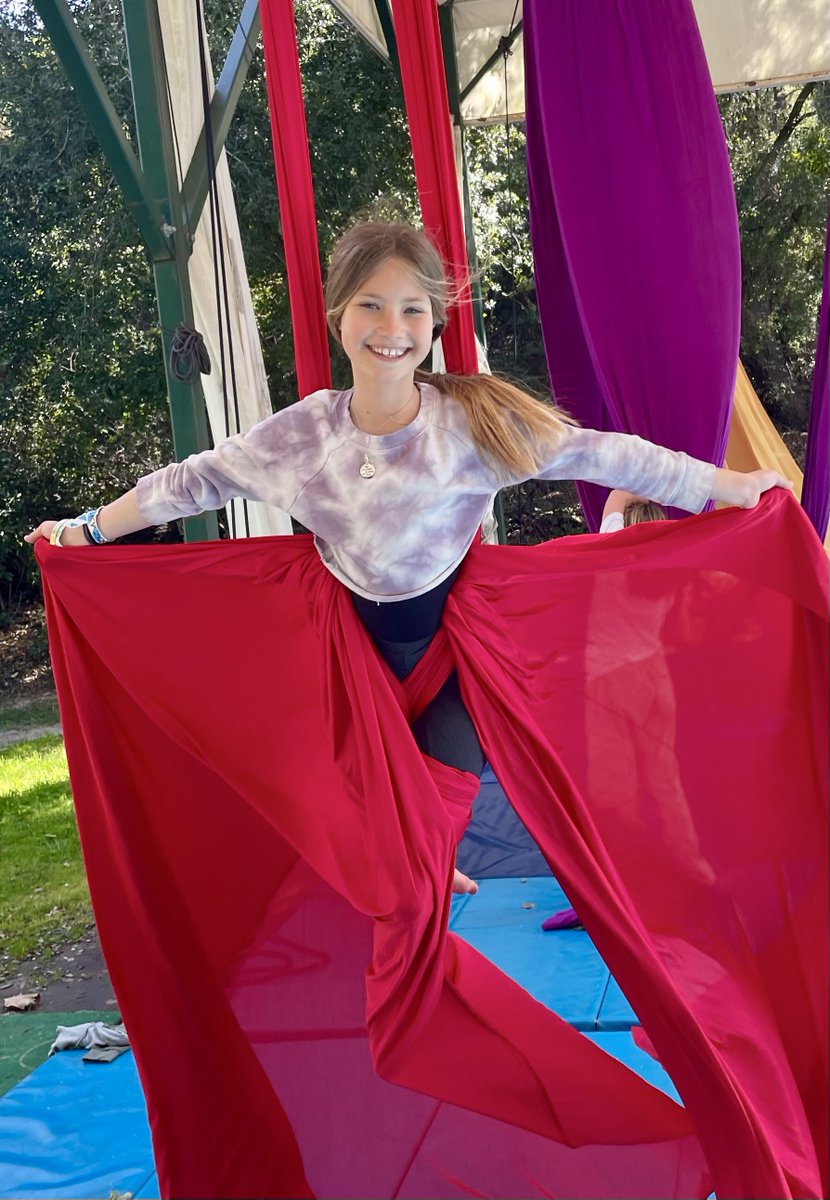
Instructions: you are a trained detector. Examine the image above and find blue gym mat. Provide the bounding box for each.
[0,1049,156,1199]
[0,878,662,1199]
[450,876,638,1030]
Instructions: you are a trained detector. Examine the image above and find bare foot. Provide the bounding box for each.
[452,868,478,895]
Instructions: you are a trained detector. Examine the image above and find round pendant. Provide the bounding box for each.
[359,455,376,479]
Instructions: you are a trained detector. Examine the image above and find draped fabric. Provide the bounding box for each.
[525,0,740,530]
[390,0,478,374]
[259,0,331,397]
[726,361,803,494]
[155,2,291,535]
[802,215,830,540]
[38,491,827,1199]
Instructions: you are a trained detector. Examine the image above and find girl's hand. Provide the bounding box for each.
[711,468,794,509]
[24,521,89,547]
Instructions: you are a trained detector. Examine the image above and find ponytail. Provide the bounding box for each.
[416,371,577,479]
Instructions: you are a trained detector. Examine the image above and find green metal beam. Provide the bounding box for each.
[372,0,399,78]
[459,19,523,106]
[437,2,462,126]
[181,0,262,230]
[31,0,173,263]
[121,0,218,541]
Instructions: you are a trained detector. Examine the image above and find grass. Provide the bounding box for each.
[0,693,60,733]
[0,735,92,968]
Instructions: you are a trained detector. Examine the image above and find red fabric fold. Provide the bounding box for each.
[37,491,827,1199]
[422,753,479,841]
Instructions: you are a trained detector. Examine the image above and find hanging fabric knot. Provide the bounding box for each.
[170,324,211,383]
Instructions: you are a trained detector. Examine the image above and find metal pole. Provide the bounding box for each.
[120,0,218,541]
[181,0,262,229]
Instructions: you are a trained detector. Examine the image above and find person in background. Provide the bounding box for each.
[599,488,668,533]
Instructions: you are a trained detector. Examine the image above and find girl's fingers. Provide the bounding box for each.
[24,521,56,544]
[759,471,793,492]
[745,471,794,506]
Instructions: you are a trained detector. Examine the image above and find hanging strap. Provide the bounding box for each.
[259,0,331,397]
[802,214,829,541]
[390,0,478,375]
[194,0,250,537]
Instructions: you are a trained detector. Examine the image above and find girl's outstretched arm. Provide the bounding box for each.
[530,425,793,516]
[25,489,148,548]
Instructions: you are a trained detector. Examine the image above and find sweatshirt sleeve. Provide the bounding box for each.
[532,425,716,514]
[134,398,330,526]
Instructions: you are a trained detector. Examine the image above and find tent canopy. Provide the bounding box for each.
[332,0,830,125]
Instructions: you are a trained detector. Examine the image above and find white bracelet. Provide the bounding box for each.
[75,508,112,544]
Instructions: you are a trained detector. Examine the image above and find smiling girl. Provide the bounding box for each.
[27,222,791,894]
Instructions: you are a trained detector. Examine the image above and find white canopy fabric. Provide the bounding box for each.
[331,0,830,125]
[158,1,292,535]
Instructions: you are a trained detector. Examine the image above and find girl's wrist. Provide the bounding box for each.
[60,524,91,548]
[710,467,747,506]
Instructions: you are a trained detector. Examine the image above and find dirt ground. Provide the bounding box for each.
[1,927,115,1013]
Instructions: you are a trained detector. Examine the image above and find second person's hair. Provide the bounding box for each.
[623,499,667,526]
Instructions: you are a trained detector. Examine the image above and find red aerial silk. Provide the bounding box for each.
[390,0,479,375]
[258,0,479,391]
[260,0,331,396]
[38,491,827,1199]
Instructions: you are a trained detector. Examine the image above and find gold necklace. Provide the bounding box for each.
[356,387,419,479]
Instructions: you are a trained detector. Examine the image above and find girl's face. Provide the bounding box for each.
[338,258,435,387]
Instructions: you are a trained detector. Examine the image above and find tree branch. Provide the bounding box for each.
[737,84,817,207]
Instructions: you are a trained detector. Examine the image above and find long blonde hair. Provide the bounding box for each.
[325,222,576,478]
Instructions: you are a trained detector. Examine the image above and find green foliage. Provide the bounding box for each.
[0,3,173,604]
[719,83,829,429]
[465,122,549,388]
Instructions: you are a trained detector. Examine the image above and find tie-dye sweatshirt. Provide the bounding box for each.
[136,383,715,601]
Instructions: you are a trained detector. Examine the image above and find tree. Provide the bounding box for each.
[719,84,829,430]
[0,3,173,608]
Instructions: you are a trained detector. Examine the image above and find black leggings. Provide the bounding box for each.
[350,570,485,778]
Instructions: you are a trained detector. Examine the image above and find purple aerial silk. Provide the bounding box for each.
[525,0,741,529]
[802,215,829,540]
